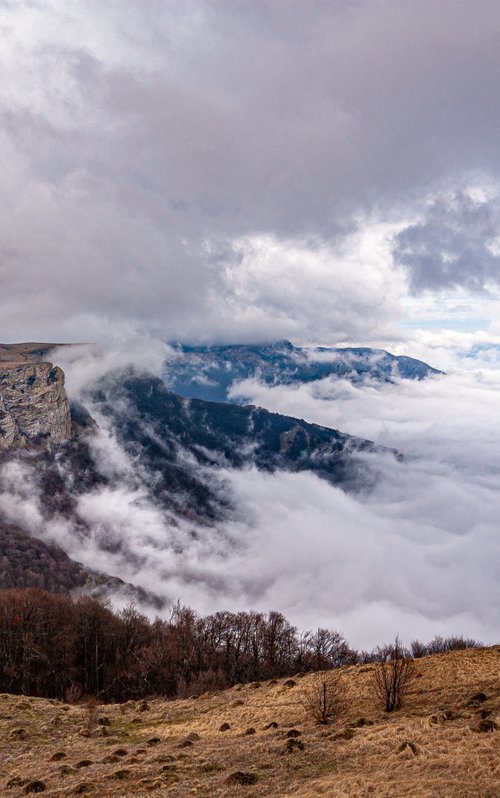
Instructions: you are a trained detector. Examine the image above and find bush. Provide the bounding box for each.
[372,636,415,712]
[301,671,347,724]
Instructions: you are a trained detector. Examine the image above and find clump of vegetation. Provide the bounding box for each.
[73,784,94,795]
[285,738,305,753]
[301,671,347,724]
[475,719,498,733]
[108,769,131,780]
[226,771,259,785]
[372,637,415,712]
[332,727,355,741]
[24,781,46,793]
[7,775,25,788]
[202,762,226,774]
[58,765,74,776]
[9,727,27,739]
[468,691,487,705]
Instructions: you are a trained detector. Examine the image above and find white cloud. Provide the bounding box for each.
[2,340,499,650]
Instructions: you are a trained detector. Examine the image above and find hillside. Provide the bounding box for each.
[0,646,498,797]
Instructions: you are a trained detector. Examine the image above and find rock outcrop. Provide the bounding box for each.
[0,360,71,449]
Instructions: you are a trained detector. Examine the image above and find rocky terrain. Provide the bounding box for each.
[0,646,498,797]
[0,344,71,450]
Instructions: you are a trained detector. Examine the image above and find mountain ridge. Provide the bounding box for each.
[0,348,399,608]
[164,340,442,402]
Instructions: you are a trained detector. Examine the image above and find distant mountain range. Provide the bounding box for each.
[163,340,442,402]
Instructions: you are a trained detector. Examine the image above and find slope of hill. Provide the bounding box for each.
[0,519,91,592]
[0,519,164,606]
[0,646,498,797]
[163,341,442,403]
[88,372,393,500]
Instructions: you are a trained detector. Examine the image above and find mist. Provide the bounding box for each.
[0,340,498,650]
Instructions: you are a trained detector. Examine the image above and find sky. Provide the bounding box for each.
[1,0,500,350]
[1,1,500,648]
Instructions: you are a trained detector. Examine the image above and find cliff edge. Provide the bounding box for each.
[0,345,71,449]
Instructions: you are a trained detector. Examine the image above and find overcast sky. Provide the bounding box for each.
[2,0,500,349]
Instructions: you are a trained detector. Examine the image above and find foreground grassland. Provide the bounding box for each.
[1,647,499,797]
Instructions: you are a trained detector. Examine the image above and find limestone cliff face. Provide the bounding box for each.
[0,361,71,449]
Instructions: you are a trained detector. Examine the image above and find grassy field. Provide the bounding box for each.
[1,646,499,797]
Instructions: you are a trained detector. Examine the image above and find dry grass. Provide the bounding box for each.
[1,646,499,797]
[0,343,70,365]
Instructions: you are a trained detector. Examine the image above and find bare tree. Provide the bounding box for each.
[302,671,347,724]
[373,636,415,712]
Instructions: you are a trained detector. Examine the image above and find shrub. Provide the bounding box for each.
[301,671,347,724]
[372,636,415,712]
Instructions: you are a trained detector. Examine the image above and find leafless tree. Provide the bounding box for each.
[301,671,347,724]
[373,636,415,712]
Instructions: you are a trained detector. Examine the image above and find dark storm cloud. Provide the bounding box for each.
[2,0,500,341]
[394,192,500,293]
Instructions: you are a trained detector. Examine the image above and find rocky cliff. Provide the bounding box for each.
[0,358,71,450]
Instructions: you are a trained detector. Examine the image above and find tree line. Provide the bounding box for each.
[0,588,481,702]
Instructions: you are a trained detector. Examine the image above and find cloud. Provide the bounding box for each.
[2,2,500,342]
[1,342,500,649]
[394,188,500,293]
[49,334,173,398]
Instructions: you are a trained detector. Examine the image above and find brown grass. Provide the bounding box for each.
[0,343,71,365]
[0,646,499,797]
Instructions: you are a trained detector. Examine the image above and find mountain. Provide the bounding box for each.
[87,371,394,508]
[40,370,393,535]
[163,340,442,402]
[0,347,398,605]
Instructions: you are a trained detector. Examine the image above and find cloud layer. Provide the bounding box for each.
[1,341,499,650]
[2,1,500,342]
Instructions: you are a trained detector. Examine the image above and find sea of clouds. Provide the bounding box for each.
[1,337,498,650]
